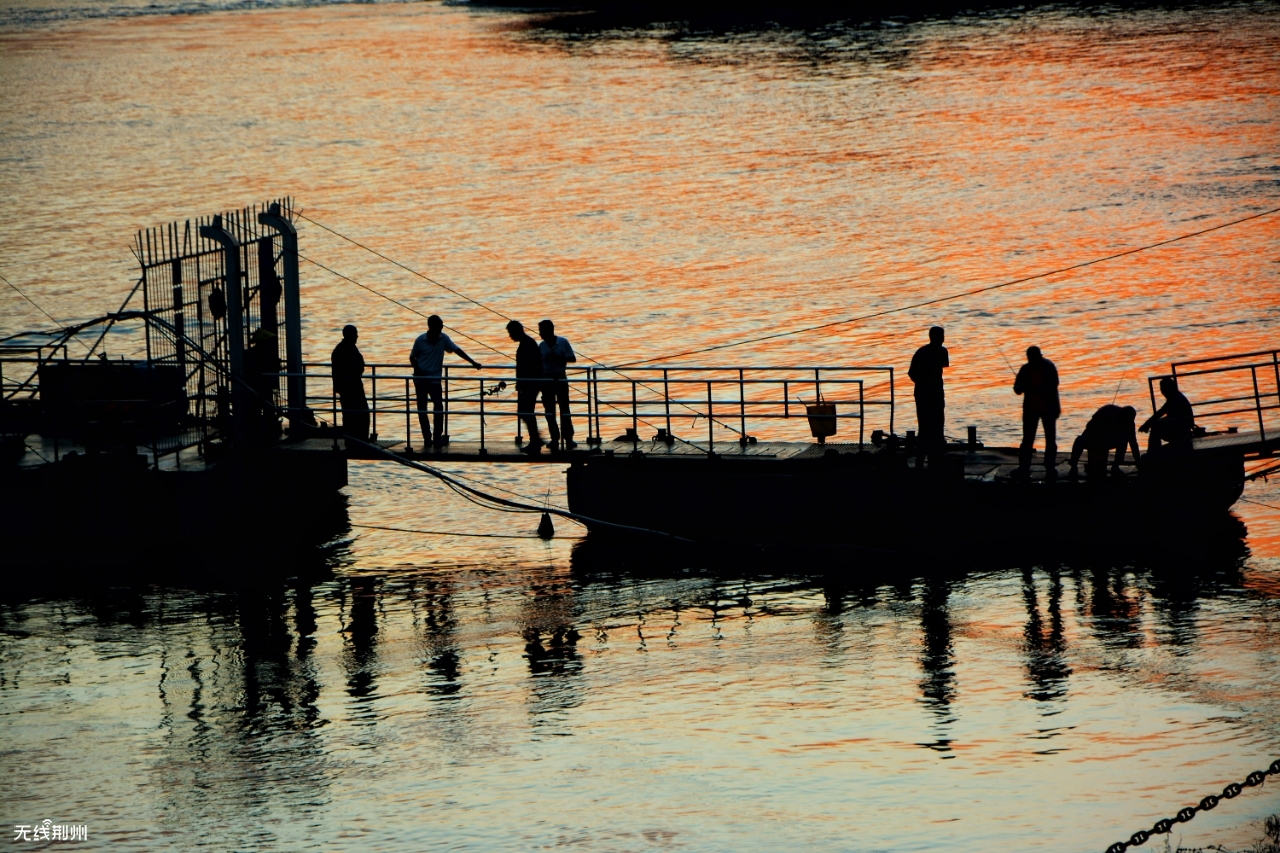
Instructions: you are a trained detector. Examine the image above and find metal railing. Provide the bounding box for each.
[297,362,895,453]
[1148,348,1280,442]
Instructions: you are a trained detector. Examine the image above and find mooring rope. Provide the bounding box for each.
[1103,759,1280,853]
[351,522,564,540]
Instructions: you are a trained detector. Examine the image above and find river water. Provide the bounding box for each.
[2,0,1280,850]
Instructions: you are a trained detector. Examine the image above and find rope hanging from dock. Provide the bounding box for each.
[346,436,695,542]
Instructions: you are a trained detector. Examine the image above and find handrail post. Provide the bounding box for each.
[1272,351,1279,442]
[707,380,713,451]
[738,368,747,443]
[784,380,789,419]
[405,377,412,453]
[889,367,895,436]
[859,380,865,447]
[443,365,450,442]
[370,365,378,439]
[664,368,671,438]
[594,368,602,443]
[479,379,486,454]
[1252,365,1265,438]
[632,380,638,437]
[585,369,594,445]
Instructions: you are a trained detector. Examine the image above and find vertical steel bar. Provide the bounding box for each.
[664,368,671,437]
[632,380,638,436]
[784,380,789,419]
[1253,365,1265,437]
[860,380,865,447]
[443,365,450,441]
[889,367,895,436]
[739,368,746,440]
[707,381,713,450]
[585,370,594,444]
[405,377,412,452]
[480,379,486,453]
[1272,351,1279,443]
[371,365,378,439]
[593,368,601,442]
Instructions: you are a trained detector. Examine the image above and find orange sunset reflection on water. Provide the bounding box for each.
[2,3,1280,851]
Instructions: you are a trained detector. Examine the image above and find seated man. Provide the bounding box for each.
[1140,377,1194,452]
[1068,404,1140,479]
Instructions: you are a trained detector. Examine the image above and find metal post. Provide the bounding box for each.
[1272,351,1279,442]
[405,377,412,453]
[479,379,486,454]
[593,368,601,442]
[738,368,747,442]
[443,365,450,442]
[889,368,895,436]
[1253,366,1265,437]
[370,365,378,439]
[585,370,593,444]
[198,216,246,447]
[784,380,789,419]
[707,381,713,450]
[859,380,865,447]
[257,203,306,429]
[631,381,638,437]
[664,369,672,438]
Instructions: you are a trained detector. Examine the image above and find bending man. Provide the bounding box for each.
[1067,404,1139,480]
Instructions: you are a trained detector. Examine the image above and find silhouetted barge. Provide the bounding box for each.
[0,200,347,565]
[3,199,1276,559]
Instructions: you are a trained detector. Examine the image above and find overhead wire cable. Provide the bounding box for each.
[296,250,513,360]
[293,217,748,448]
[0,271,93,353]
[613,204,1280,367]
[294,211,512,321]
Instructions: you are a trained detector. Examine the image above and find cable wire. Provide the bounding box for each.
[294,211,512,321]
[614,205,1280,367]
[0,272,92,353]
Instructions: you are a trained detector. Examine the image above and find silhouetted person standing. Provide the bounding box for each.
[1014,345,1060,480]
[507,320,545,454]
[1140,377,1194,452]
[908,326,949,466]
[410,315,481,450]
[332,324,369,442]
[538,319,577,451]
[244,328,282,442]
[1068,404,1139,479]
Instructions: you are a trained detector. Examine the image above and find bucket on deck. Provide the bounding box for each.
[805,394,837,445]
